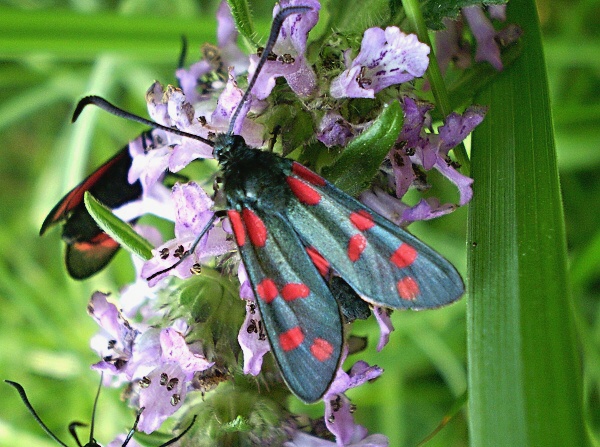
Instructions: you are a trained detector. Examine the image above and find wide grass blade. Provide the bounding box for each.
[467,0,587,445]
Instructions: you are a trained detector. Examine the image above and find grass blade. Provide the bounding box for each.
[467,0,587,445]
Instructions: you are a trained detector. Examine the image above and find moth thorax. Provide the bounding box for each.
[213,133,247,165]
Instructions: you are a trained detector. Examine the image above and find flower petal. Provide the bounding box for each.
[331,27,429,98]
[247,0,320,99]
[238,301,270,375]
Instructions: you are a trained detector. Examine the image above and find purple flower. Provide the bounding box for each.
[142,182,234,286]
[330,27,429,99]
[143,83,215,175]
[90,311,213,434]
[237,263,255,301]
[462,6,503,70]
[359,188,410,226]
[386,97,483,210]
[238,299,271,376]
[247,0,320,99]
[436,5,512,74]
[128,129,171,193]
[323,355,385,446]
[136,327,214,433]
[283,354,388,447]
[208,68,265,140]
[402,198,457,222]
[488,4,507,21]
[317,112,362,148]
[435,18,472,75]
[176,1,248,104]
[88,292,140,381]
[236,264,271,375]
[133,72,266,181]
[285,430,389,447]
[372,307,394,352]
[359,188,458,225]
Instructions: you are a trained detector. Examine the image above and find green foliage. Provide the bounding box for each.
[419,0,508,29]
[467,0,587,444]
[323,100,403,195]
[227,0,258,48]
[173,270,244,364]
[84,191,154,261]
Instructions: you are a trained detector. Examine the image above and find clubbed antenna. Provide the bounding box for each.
[5,380,70,447]
[87,374,103,445]
[5,378,197,447]
[227,5,312,135]
[72,96,215,148]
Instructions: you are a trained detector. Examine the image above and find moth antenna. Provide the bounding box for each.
[227,5,313,135]
[147,211,225,281]
[4,380,70,447]
[158,415,198,447]
[88,374,103,445]
[121,406,144,446]
[68,422,87,447]
[72,96,215,147]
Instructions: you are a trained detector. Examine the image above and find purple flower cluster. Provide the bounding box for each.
[84,0,494,444]
[435,5,521,74]
[89,292,213,433]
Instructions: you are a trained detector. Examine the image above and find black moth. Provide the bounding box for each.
[43,5,464,403]
[4,379,195,447]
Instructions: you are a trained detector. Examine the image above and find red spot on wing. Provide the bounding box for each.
[310,338,334,361]
[281,283,309,301]
[75,233,119,250]
[227,210,246,246]
[40,149,132,235]
[397,277,420,300]
[347,234,367,262]
[242,209,267,247]
[286,177,321,205]
[390,243,418,268]
[306,246,330,276]
[349,210,375,231]
[279,326,304,351]
[57,158,122,217]
[47,190,83,225]
[257,278,278,303]
[292,162,326,186]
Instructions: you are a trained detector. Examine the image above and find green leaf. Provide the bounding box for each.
[83,192,154,261]
[466,1,588,445]
[326,0,391,34]
[0,7,215,63]
[322,100,403,196]
[221,415,252,433]
[173,270,244,363]
[227,0,257,47]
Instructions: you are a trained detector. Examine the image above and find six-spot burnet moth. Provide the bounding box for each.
[4,379,196,447]
[39,133,153,279]
[42,5,464,403]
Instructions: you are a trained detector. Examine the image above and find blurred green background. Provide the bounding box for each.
[0,0,598,446]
